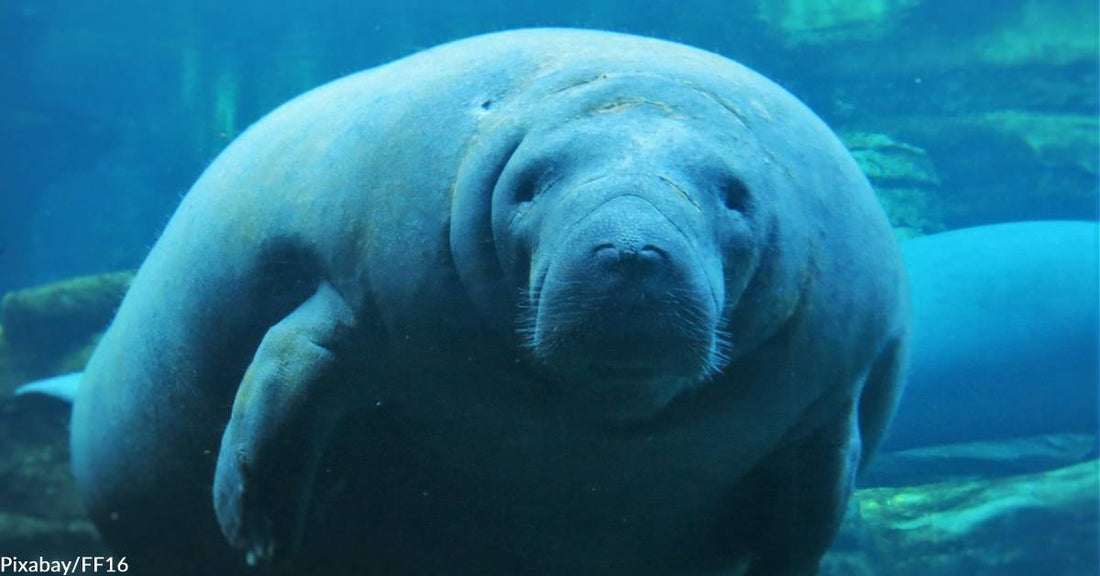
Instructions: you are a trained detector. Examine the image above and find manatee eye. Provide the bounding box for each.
[512,178,537,204]
[720,178,751,214]
[510,162,559,205]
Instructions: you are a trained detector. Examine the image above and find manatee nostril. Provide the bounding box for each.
[593,243,666,271]
[639,245,667,259]
[629,246,665,268]
[594,243,621,268]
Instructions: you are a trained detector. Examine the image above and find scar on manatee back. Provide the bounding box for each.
[587,97,681,117]
[560,73,754,131]
[549,72,611,94]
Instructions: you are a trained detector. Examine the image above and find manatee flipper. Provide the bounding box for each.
[738,403,861,576]
[213,282,358,567]
[856,337,907,470]
[15,372,83,402]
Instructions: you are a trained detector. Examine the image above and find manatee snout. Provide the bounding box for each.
[586,199,671,272]
[526,190,728,419]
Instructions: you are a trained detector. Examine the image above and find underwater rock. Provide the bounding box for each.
[808,0,1098,84]
[957,0,1098,68]
[0,271,132,381]
[0,392,100,562]
[755,0,923,46]
[885,112,1099,226]
[0,512,103,561]
[792,0,1100,113]
[824,459,1099,576]
[843,132,943,238]
[0,279,103,556]
[844,133,940,187]
[0,396,85,521]
[787,0,1098,227]
[975,111,1098,175]
[0,327,28,399]
[861,434,1098,488]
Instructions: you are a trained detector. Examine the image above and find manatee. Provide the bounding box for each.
[884,221,1099,452]
[65,29,908,576]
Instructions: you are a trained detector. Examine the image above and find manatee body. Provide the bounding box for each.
[884,221,1099,452]
[71,29,908,576]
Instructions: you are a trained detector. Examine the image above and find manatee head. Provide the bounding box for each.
[452,72,807,421]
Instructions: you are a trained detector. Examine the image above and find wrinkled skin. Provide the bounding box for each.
[70,29,908,576]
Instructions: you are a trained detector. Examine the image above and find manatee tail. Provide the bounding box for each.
[15,372,83,403]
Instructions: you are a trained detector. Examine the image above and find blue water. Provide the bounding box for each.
[1,0,1097,575]
[3,0,1096,295]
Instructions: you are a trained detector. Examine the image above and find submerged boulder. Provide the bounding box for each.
[0,512,103,561]
[0,271,132,389]
[0,328,26,399]
[862,434,1098,488]
[0,397,84,521]
[885,112,1098,226]
[755,0,923,46]
[780,0,1098,228]
[978,110,1098,171]
[825,459,1099,576]
[0,392,100,560]
[843,132,944,239]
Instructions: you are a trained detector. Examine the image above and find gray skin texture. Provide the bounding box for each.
[70,29,908,576]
